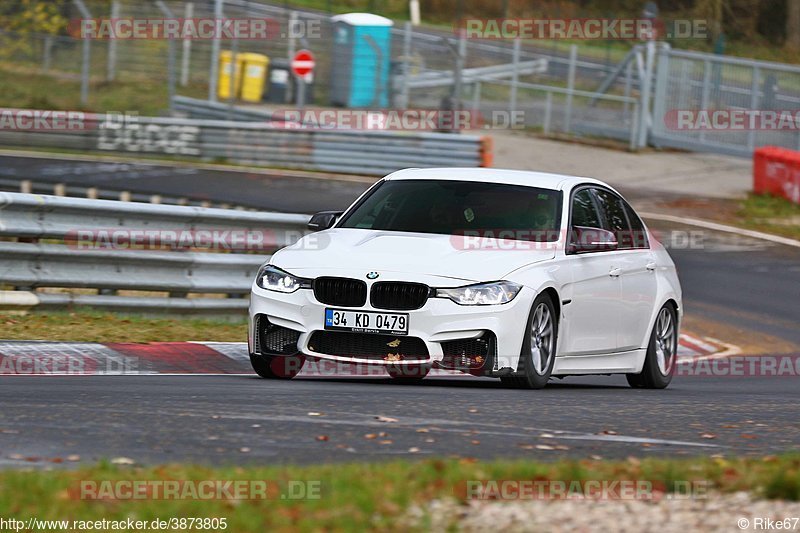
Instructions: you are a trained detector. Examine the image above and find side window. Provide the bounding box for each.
[594,189,634,250]
[622,200,649,249]
[570,188,602,229]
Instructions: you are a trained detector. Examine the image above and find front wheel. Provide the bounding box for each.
[626,304,677,389]
[249,353,305,379]
[501,293,557,389]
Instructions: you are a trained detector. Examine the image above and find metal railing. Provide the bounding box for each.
[0,192,310,314]
[0,110,488,175]
[650,46,800,156]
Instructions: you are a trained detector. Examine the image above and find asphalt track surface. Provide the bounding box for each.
[0,373,797,466]
[1,154,799,466]
[0,154,371,212]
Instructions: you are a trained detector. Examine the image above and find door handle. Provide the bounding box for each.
[646,262,657,271]
[609,267,622,277]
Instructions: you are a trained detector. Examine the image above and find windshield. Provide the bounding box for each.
[338,179,562,242]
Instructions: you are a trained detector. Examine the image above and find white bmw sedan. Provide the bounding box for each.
[248,168,682,389]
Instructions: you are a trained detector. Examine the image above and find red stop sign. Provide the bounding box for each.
[291,50,315,77]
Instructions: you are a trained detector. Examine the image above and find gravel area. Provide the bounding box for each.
[414,493,800,532]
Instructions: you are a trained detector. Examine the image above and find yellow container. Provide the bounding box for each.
[239,53,270,103]
[217,50,244,100]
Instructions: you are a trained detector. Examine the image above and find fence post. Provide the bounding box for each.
[453,29,467,107]
[509,38,520,116]
[650,43,670,146]
[208,0,223,102]
[636,39,655,148]
[180,2,194,87]
[228,36,238,117]
[747,66,761,151]
[72,0,92,107]
[287,11,298,104]
[564,44,577,133]
[399,21,412,109]
[699,59,711,143]
[471,81,481,111]
[629,102,639,151]
[543,91,552,135]
[155,1,177,114]
[42,36,53,72]
[623,60,632,118]
[107,0,119,82]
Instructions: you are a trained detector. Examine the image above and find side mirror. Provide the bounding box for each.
[568,226,618,254]
[307,211,343,232]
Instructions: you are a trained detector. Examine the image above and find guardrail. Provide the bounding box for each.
[0,192,310,315]
[0,106,488,176]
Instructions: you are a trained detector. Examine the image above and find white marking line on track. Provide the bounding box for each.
[641,211,800,249]
[141,406,719,450]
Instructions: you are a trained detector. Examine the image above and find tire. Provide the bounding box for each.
[386,364,430,383]
[249,353,305,379]
[501,293,558,389]
[626,304,677,389]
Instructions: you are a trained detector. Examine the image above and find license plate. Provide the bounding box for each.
[324,308,408,335]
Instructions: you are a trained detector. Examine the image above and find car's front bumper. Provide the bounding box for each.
[248,283,534,372]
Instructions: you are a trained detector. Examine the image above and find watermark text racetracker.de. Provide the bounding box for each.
[65,228,316,252]
[0,354,139,375]
[665,109,800,131]
[447,228,704,251]
[677,355,800,378]
[0,109,88,131]
[455,17,708,40]
[269,109,526,131]
[69,17,321,40]
[75,479,321,501]
[464,479,710,500]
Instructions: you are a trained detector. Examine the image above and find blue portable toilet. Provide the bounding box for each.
[329,13,393,108]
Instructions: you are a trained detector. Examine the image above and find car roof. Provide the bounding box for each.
[384,167,605,191]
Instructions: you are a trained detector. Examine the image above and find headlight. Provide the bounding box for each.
[436,281,522,306]
[255,265,310,293]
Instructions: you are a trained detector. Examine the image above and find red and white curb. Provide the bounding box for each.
[0,334,724,376]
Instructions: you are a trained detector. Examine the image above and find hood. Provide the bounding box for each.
[271,228,556,284]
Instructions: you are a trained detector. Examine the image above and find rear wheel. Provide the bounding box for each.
[386,364,430,383]
[501,293,557,389]
[626,304,677,389]
[249,353,305,379]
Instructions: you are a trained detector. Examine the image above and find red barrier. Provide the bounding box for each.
[753,146,800,204]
